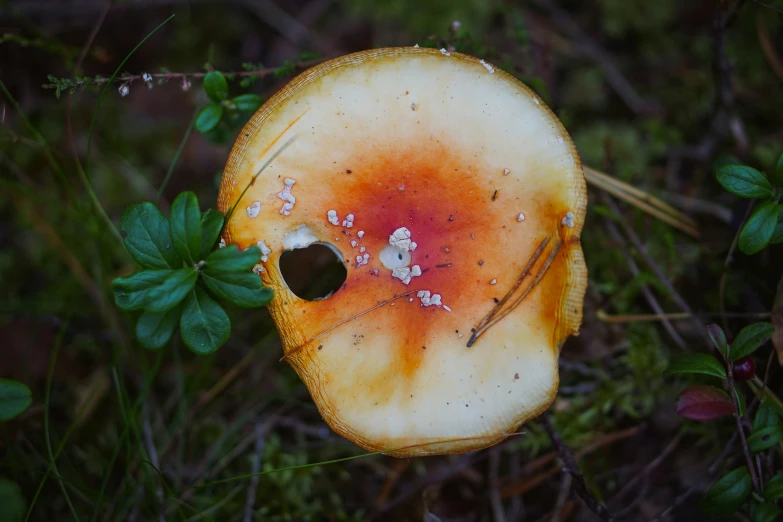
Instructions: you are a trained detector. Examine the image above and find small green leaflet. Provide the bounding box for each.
[770,205,783,245]
[0,478,25,522]
[200,209,224,259]
[202,270,273,307]
[739,200,779,255]
[180,286,230,354]
[120,202,181,269]
[700,466,752,516]
[170,192,202,264]
[748,425,783,453]
[205,244,261,272]
[715,165,774,199]
[112,270,170,310]
[706,323,729,356]
[0,379,33,421]
[731,322,775,361]
[232,93,263,112]
[144,268,198,312]
[203,71,229,102]
[749,501,781,522]
[0,379,32,421]
[196,104,223,133]
[754,401,783,432]
[136,305,181,350]
[665,353,726,379]
[764,473,783,501]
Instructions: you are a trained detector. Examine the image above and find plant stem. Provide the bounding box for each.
[726,357,761,493]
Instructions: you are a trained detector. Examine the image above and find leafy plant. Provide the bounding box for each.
[715,151,783,255]
[195,70,263,138]
[111,192,272,353]
[666,322,782,519]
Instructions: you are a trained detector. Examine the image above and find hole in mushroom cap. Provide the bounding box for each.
[279,243,347,301]
[378,244,411,270]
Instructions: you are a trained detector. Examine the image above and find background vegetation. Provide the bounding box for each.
[1,0,783,520]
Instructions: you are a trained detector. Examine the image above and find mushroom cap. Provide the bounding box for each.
[218,47,587,457]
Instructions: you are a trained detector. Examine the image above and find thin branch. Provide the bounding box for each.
[726,355,762,493]
[539,413,612,521]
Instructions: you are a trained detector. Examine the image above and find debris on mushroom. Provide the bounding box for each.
[257,239,272,262]
[246,201,261,218]
[217,47,588,458]
[277,178,296,215]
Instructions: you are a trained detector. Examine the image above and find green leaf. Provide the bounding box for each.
[739,201,779,255]
[144,268,198,313]
[754,401,782,432]
[112,270,170,310]
[763,473,783,501]
[202,270,273,307]
[665,353,726,379]
[180,287,230,354]
[200,209,224,259]
[120,202,181,269]
[750,500,781,522]
[136,305,181,350]
[748,425,783,453]
[706,323,729,356]
[0,478,25,522]
[774,150,783,187]
[700,466,752,516]
[205,244,261,272]
[170,191,202,264]
[232,93,263,112]
[0,379,32,421]
[195,104,223,133]
[203,71,228,101]
[716,165,774,199]
[731,322,775,361]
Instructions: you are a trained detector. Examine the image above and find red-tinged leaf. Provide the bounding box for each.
[677,385,735,421]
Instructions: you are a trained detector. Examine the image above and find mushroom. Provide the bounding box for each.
[217,47,587,457]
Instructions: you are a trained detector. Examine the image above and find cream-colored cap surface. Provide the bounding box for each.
[218,47,587,456]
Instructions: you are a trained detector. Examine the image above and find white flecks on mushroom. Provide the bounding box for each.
[350,240,358,248]
[557,136,564,144]
[327,209,340,226]
[503,168,510,175]
[389,227,417,252]
[533,97,540,105]
[562,211,575,228]
[411,265,422,277]
[479,59,495,74]
[246,201,261,218]
[277,178,296,216]
[218,237,226,249]
[371,268,379,276]
[440,48,451,56]
[355,253,370,267]
[409,297,414,302]
[443,305,452,312]
[357,230,365,239]
[359,246,366,253]
[257,239,272,262]
[490,279,497,285]
[252,264,265,274]
[392,266,412,284]
[416,290,445,308]
[282,225,318,250]
[342,213,355,228]
[517,213,525,222]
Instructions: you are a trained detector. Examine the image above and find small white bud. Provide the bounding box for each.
[118,83,130,97]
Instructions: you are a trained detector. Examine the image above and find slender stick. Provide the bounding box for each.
[726,357,762,493]
[540,413,612,521]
